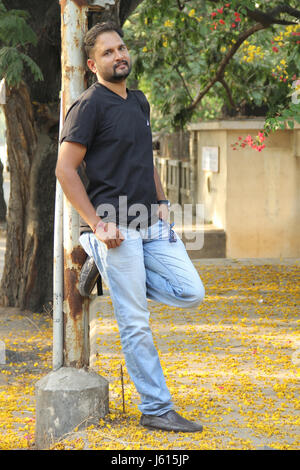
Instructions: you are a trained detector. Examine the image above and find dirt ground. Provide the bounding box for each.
[0,258,299,450]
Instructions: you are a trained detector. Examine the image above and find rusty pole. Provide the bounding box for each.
[59,1,112,368]
[60,0,90,368]
[53,97,64,371]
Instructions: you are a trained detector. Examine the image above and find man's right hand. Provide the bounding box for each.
[95,222,125,249]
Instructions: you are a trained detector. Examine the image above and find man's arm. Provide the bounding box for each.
[153,166,169,221]
[56,141,99,230]
[153,166,166,200]
[56,141,124,249]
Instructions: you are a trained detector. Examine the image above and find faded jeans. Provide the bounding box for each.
[79,219,205,416]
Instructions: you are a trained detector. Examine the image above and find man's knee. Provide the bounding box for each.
[183,281,205,307]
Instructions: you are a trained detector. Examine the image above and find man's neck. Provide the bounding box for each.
[97,77,127,99]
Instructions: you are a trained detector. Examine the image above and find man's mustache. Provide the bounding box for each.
[113,60,129,71]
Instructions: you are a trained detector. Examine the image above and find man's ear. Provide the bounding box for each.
[87,58,97,74]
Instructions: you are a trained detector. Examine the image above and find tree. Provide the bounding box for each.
[0,0,60,312]
[0,0,145,312]
[0,0,298,312]
[124,0,300,138]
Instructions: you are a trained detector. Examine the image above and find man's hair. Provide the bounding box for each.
[84,22,124,58]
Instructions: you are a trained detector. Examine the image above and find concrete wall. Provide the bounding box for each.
[188,120,300,258]
[196,128,227,228]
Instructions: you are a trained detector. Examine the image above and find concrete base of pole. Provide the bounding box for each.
[35,367,109,449]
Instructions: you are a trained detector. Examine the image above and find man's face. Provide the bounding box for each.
[87,31,131,83]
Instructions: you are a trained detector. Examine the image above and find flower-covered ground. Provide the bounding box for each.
[0,259,299,450]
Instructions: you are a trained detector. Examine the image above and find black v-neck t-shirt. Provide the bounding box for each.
[60,82,158,233]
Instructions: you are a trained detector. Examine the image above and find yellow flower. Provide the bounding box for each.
[164,20,173,28]
[188,9,196,17]
[142,46,148,53]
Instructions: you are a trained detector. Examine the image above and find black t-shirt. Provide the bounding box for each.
[60,82,159,233]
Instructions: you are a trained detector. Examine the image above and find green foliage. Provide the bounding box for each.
[0,1,43,87]
[124,0,300,132]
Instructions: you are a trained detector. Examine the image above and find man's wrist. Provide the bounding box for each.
[157,200,170,209]
[92,219,107,233]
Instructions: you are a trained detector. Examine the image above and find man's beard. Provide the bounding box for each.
[107,60,132,83]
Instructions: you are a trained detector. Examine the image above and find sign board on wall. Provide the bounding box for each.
[202,146,219,172]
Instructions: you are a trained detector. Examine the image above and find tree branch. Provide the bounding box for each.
[246,6,298,26]
[267,4,300,21]
[173,64,194,102]
[218,77,235,109]
[186,22,265,113]
[206,0,299,25]
[119,0,145,26]
[176,0,184,11]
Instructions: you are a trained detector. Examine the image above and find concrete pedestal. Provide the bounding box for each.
[35,367,109,449]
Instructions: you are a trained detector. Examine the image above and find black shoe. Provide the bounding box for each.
[140,410,203,433]
[78,256,100,297]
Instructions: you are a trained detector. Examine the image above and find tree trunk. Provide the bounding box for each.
[0,0,143,313]
[0,0,60,313]
[0,82,57,311]
[0,159,7,223]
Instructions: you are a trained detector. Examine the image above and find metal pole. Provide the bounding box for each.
[53,96,64,371]
[60,0,90,368]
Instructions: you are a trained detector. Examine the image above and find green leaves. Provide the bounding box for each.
[125,0,300,132]
[0,47,43,88]
[0,1,43,88]
[264,102,300,136]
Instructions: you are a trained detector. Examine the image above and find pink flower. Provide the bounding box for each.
[217,8,224,14]
[211,11,217,17]
[272,46,279,52]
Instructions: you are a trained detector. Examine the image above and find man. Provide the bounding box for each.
[56,22,205,433]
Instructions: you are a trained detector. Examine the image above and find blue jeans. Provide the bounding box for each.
[79,219,205,416]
